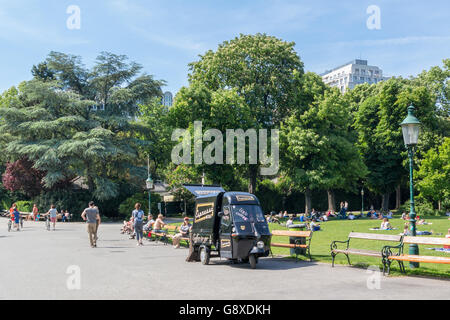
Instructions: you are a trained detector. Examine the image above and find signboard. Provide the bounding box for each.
[164,196,175,202]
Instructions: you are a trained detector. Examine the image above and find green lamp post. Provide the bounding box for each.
[361,188,364,216]
[146,174,154,217]
[400,105,421,268]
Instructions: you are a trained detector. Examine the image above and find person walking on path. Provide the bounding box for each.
[81,201,101,248]
[32,204,39,222]
[132,203,145,246]
[45,205,58,231]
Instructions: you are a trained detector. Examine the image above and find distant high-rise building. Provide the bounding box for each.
[162,91,173,107]
[321,59,390,93]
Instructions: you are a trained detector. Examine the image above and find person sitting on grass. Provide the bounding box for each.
[415,215,430,225]
[308,219,321,232]
[380,218,393,230]
[285,215,305,229]
[444,229,450,250]
[172,217,191,249]
[269,212,280,224]
[366,209,375,218]
[402,223,409,236]
[327,210,336,218]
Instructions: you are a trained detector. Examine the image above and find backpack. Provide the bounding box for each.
[134,210,144,223]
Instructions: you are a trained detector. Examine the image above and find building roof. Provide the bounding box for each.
[320,59,370,76]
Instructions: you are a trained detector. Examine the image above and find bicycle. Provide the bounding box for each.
[45,215,50,231]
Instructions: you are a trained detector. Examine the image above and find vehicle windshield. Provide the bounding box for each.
[231,205,265,223]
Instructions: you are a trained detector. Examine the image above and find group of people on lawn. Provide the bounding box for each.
[265,202,437,234]
[121,203,191,248]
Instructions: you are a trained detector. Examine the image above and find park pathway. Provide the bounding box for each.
[0,219,448,300]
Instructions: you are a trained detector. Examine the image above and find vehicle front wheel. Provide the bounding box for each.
[200,247,210,265]
[249,254,258,269]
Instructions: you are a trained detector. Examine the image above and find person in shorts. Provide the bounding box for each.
[81,201,101,248]
[45,204,58,231]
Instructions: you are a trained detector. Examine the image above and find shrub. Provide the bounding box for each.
[33,189,91,220]
[15,200,33,212]
[399,198,435,217]
[118,192,161,219]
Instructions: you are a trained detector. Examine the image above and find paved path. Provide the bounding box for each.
[0,219,448,300]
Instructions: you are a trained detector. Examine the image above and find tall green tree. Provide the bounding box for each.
[0,51,164,200]
[416,137,450,210]
[188,33,304,193]
[167,83,253,191]
[281,85,367,214]
[353,78,437,210]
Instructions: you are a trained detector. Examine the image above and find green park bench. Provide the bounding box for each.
[271,230,313,262]
[382,236,450,274]
[330,232,403,268]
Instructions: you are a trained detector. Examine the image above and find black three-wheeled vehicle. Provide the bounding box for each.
[184,185,271,269]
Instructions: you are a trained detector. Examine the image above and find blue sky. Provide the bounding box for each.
[0,0,449,94]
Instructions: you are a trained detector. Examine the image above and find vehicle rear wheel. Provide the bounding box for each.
[200,247,210,265]
[249,254,257,269]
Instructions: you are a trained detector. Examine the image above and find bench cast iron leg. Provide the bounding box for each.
[345,254,351,266]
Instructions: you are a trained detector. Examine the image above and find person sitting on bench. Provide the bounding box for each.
[153,214,167,234]
[144,215,155,232]
[172,217,191,249]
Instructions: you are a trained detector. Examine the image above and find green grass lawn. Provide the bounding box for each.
[270,216,450,278]
[168,215,449,278]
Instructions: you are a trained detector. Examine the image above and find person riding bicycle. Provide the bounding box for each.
[12,206,21,231]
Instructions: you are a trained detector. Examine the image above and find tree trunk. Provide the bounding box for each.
[438,200,441,211]
[248,165,258,194]
[305,188,312,214]
[395,184,401,209]
[327,190,335,212]
[381,192,390,211]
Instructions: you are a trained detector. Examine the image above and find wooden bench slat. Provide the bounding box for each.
[348,232,402,242]
[332,248,382,257]
[271,243,308,249]
[271,230,312,238]
[389,255,450,264]
[403,236,450,246]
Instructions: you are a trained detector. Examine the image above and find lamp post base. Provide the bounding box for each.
[409,243,419,268]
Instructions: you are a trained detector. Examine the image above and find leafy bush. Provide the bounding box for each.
[399,198,435,217]
[15,200,33,212]
[118,192,161,219]
[33,189,91,220]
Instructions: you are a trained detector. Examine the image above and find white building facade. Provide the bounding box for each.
[321,59,389,93]
[162,91,173,107]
